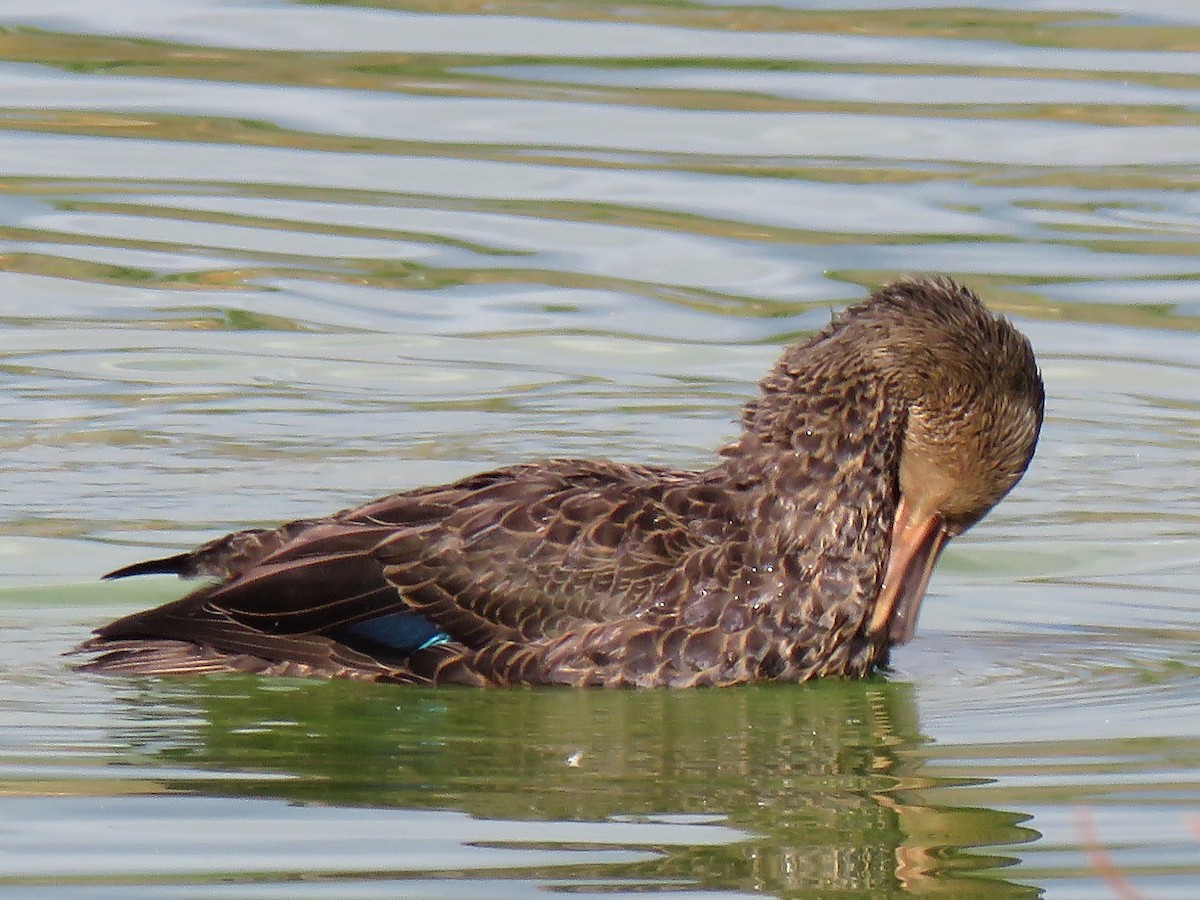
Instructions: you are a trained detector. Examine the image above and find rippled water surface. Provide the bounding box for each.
[2,1,1199,897]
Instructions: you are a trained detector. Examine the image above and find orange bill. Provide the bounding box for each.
[868,496,950,645]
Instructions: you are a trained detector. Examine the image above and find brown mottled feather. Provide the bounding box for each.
[77,276,1044,688]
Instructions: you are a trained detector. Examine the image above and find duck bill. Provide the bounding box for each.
[868,497,950,645]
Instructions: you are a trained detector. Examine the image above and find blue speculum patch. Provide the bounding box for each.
[336,611,449,654]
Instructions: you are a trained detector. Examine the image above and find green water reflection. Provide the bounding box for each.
[108,677,1038,896]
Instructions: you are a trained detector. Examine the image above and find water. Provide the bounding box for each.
[1,0,1198,896]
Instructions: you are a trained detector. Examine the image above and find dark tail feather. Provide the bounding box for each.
[103,553,193,580]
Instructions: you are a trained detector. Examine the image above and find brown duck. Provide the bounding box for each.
[77,276,1044,687]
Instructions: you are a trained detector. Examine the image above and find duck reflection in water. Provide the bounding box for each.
[78,276,1044,686]
[120,678,1040,895]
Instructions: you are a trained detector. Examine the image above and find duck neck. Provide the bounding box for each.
[713,349,908,672]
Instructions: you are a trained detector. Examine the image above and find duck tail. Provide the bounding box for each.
[102,553,193,580]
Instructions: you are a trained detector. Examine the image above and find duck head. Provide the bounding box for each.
[857,277,1045,644]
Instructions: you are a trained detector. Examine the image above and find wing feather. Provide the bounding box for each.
[86,459,744,676]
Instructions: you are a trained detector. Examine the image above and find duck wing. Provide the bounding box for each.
[84,460,737,677]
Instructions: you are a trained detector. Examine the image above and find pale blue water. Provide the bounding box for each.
[1,2,1198,897]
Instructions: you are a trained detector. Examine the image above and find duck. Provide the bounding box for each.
[76,275,1044,687]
